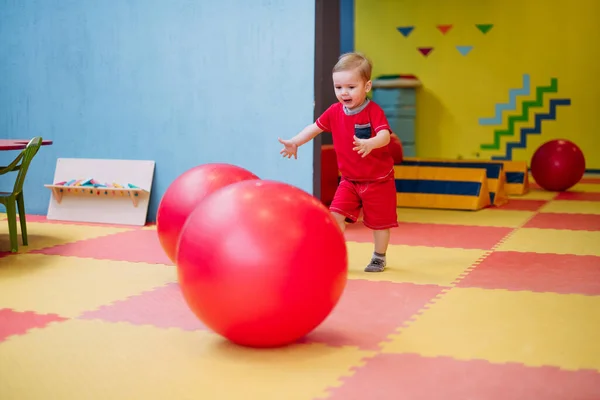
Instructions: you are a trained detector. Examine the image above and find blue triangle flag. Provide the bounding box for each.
[397,26,414,37]
[456,45,473,56]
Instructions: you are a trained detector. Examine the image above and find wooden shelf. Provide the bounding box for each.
[44,185,147,207]
[372,78,422,89]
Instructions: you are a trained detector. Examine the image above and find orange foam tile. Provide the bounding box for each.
[32,229,173,265]
[302,280,446,350]
[345,222,513,250]
[524,213,600,231]
[456,251,600,295]
[78,279,446,352]
[580,177,600,184]
[79,283,205,331]
[554,192,600,202]
[0,309,68,342]
[325,353,600,400]
[491,199,548,211]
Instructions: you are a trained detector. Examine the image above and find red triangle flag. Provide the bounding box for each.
[417,47,433,57]
[437,24,453,35]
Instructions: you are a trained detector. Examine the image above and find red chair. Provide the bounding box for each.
[320,144,338,206]
[389,133,404,164]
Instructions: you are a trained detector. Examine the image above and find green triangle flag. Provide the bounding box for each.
[476,24,493,34]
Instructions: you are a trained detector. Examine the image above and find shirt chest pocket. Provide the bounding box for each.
[354,123,372,139]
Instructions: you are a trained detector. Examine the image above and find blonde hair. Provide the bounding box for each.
[332,52,372,82]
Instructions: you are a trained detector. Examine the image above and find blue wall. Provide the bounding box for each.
[0,0,315,221]
[340,0,354,54]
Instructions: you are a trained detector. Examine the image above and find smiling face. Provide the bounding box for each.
[333,68,372,110]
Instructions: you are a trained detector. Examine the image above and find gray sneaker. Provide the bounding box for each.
[365,257,386,272]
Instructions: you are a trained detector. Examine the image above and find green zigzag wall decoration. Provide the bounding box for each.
[480,78,558,150]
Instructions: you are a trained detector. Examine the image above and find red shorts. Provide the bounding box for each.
[330,175,399,230]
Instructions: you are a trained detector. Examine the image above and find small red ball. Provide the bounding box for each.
[530,139,586,192]
[389,133,404,164]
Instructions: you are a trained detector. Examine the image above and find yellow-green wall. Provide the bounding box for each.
[355,0,600,169]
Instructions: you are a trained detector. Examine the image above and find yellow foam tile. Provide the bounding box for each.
[379,287,600,371]
[497,227,600,256]
[539,200,600,215]
[511,188,558,200]
[569,183,600,193]
[0,254,177,317]
[396,207,534,228]
[0,222,133,253]
[0,319,375,400]
[528,173,600,194]
[346,241,486,286]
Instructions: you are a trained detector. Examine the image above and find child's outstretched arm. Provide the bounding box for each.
[370,129,391,148]
[353,129,391,158]
[278,123,323,159]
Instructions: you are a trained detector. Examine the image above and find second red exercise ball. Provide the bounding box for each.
[156,163,260,263]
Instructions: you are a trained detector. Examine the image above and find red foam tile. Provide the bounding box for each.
[78,283,206,331]
[302,280,445,350]
[456,251,600,295]
[524,213,600,231]
[345,222,512,250]
[580,177,600,184]
[0,309,68,341]
[32,229,173,265]
[491,199,548,211]
[78,279,444,350]
[554,192,600,201]
[327,353,600,400]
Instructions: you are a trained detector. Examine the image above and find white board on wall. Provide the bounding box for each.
[46,158,156,226]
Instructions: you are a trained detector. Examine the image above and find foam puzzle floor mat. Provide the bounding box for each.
[1,182,599,399]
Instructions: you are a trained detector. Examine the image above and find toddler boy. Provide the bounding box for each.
[279,52,398,272]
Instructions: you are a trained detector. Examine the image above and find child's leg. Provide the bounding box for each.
[329,177,362,233]
[374,228,391,254]
[365,228,391,272]
[360,176,399,272]
[331,212,347,232]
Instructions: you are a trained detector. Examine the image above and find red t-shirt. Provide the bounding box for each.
[316,100,394,181]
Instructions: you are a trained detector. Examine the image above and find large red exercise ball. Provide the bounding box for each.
[389,133,404,164]
[156,163,259,263]
[176,179,348,348]
[530,139,586,192]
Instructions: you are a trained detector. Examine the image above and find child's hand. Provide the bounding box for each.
[278,138,298,159]
[353,136,375,158]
